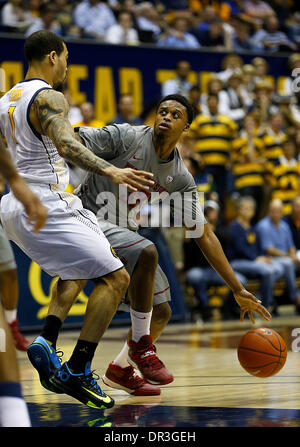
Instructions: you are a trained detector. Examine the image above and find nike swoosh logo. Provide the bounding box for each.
[82,387,111,403]
[133,156,143,160]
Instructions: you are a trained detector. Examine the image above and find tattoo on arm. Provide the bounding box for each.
[0,129,19,181]
[34,89,113,175]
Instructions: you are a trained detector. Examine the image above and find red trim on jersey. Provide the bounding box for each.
[154,286,170,296]
[113,238,147,250]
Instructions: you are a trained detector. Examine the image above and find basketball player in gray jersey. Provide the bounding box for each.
[73,94,271,396]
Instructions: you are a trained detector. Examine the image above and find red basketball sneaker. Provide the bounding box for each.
[9,319,30,351]
[102,362,161,396]
[128,335,173,385]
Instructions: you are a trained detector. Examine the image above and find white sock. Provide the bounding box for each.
[0,396,31,427]
[4,309,17,324]
[112,341,130,368]
[130,308,152,343]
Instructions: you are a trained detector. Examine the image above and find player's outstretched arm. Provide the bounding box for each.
[195,223,271,323]
[34,89,154,192]
[0,130,47,232]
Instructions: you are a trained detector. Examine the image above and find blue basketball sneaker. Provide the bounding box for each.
[27,336,63,393]
[49,361,115,409]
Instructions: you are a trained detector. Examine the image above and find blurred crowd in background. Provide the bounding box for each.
[0,0,300,51]
[2,0,300,323]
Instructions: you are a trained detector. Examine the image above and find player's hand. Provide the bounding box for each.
[234,288,271,324]
[107,166,155,193]
[10,176,48,233]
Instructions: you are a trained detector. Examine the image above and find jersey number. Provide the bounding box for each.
[8,106,18,144]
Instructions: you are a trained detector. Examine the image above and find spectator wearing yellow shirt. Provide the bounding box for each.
[232,115,265,222]
[188,93,237,209]
[69,102,105,193]
[271,139,300,216]
[72,101,105,129]
[260,111,288,178]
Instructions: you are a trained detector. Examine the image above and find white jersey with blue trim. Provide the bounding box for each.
[0,78,69,191]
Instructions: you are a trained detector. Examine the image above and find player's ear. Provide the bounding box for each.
[183,123,190,133]
[49,51,57,65]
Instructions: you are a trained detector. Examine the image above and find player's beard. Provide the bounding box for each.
[54,82,64,92]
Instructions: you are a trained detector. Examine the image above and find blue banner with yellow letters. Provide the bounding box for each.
[0,36,292,329]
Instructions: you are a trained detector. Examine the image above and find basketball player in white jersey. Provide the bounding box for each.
[0,30,155,409]
[0,131,47,426]
[68,94,271,396]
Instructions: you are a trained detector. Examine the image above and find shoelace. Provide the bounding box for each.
[56,350,64,364]
[85,371,105,396]
[138,344,165,370]
[128,369,144,385]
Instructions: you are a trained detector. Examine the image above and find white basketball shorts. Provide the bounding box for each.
[0,185,123,280]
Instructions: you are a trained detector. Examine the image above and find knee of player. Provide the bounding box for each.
[114,267,130,293]
[153,302,172,324]
[138,245,159,270]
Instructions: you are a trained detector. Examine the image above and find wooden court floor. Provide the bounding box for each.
[18,306,300,428]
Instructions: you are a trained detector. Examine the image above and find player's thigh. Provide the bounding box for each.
[99,220,154,276]
[0,225,17,273]
[4,208,123,281]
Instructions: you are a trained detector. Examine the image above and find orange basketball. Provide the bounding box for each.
[237,328,287,377]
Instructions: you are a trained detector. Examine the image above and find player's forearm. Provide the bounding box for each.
[54,131,116,177]
[195,224,244,293]
[35,89,116,177]
[0,132,19,182]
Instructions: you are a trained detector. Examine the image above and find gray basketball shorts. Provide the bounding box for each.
[0,224,17,272]
[98,219,171,312]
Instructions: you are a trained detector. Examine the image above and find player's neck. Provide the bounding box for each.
[25,66,54,87]
[153,135,176,161]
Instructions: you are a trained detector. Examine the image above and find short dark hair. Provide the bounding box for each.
[24,30,65,63]
[156,94,194,124]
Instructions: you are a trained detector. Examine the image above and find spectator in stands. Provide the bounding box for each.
[283,53,300,96]
[161,60,193,99]
[284,196,300,267]
[135,1,163,43]
[249,80,278,129]
[2,0,35,33]
[227,196,282,309]
[73,0,116,39]
[105,10,139,44]
[73,101,105,129]
[261,111,287,167]
[194,19,226,49]
[107,93,143,125]
[184,153,215,208]
[251,57,269,83]
[251,15,297,53]
[271,138,300,216]
[217,54,243,83]
[188,93,237,211]
[221,70,248,128]
[192,5,217,32]
[240,64,256,105]
[255,198,300,313]
[231,21,260,51]
[25,4,63,37]
[200,76,225,115]
[54,0,79,37]
[289,90,300,129]
[243,0,275,24]
[157,16,201,49]
[232,115,265,222]
[69,102,105,190]
[188,85,201,118]
[184,200,246,321]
